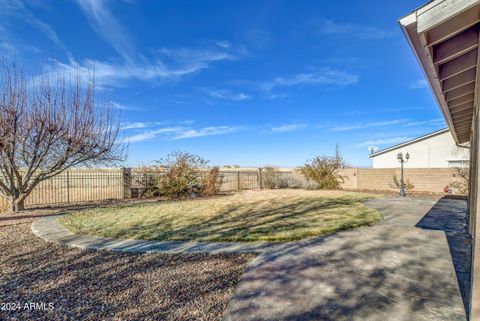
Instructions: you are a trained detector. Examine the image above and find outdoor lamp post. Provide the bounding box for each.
[397,152,410,197]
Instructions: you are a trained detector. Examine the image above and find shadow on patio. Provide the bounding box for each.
[225,197,468,321]
[415,196,472,316]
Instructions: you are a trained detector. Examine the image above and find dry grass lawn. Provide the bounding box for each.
[61,189,382,242]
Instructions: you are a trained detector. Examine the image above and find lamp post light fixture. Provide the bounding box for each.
[397,152,410,197]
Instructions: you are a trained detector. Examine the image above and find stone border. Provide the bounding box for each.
[31,216,278,254]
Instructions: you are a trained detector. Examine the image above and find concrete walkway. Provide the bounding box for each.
[224,197,469,321]
[31,216,277,254]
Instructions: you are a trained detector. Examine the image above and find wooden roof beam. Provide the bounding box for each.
[453,119,474,127]
[439,49,478,81]
[443,68,476,92]
[433,25,479,65]
[448,93,475,108]
[445,82,476,101]
[455,125,473,133]
[450,101,475,114]
[452,112,474,123]
[456,123,472,130]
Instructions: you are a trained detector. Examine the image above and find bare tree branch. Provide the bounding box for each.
[0,59,125,212]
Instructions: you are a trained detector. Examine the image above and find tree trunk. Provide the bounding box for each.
[9,197,25,212]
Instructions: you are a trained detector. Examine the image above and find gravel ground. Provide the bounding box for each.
[0,223,255,321]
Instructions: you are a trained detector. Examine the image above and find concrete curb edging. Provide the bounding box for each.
[31,216,278,254]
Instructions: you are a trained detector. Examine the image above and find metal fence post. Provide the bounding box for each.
[258,168,263,189]
[122,167,132,199]
[66,171,70,203]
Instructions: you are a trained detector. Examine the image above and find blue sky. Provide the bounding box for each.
[0,0,444,167]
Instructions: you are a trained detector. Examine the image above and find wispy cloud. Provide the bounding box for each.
[120,122,152,130]
[43,49,238,88]
[72,0,243,85]
[75,0,135,63]
[259,68,359,91]
[124,127,183,143]
[0,0,72,59]
[215,40,232,49]
[173,126,242,140]
[157,46,241,65]
[341,106,425,116]
[111,102,144,111]
[355,136,414,148]
[331,119,407,132]
[409,79,428,89]
[203,88,251,101]
[124,124,243,143]
[315,18,397,40]
[270,123,307,133]
[404,118,444,127]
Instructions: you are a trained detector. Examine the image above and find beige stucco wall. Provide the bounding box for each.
[340,167,465,194]
[371,131,469,168]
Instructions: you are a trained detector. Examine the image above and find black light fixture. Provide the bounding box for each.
[397,152,410,197]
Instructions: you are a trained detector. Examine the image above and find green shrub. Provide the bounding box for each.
[299,155,345,189]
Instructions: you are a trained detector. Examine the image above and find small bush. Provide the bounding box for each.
[156,151,208,199]
[297,177,320,190]
[262,166,280,189]
[139,173,161,198]
[275,176,292,189]
[391,175,414,191]
[131,167,163,198]
[276,174,320,190]
[299,155,345,189]
[450,167,469,195]
[262,167,319,190]
[146,151,225,199]
[201,167,224,197]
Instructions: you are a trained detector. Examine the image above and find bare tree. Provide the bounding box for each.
[0,61,124,212]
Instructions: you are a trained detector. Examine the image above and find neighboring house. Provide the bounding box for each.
[369,128,469,168]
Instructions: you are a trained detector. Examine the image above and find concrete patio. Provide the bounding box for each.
[224,197,471,321]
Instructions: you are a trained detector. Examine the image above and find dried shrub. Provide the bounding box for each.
[201,167,223,197]
[299,155,345,190]
[150,151,223,199]
[262,166,279,189]
[276,174,319,190]
[262,167,319,190]
[155,151,208,199]
[450,167,469,195]
[391,175,414,191]
[132,167,163,198]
